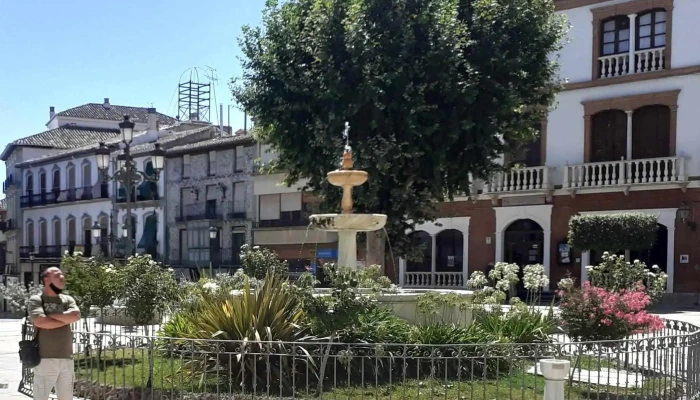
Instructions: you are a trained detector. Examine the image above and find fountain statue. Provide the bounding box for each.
[309,123,387,268]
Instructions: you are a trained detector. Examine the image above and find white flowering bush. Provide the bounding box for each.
[0,282,42,316]
[489,262,520,295]
[587,252,668,304]
[240,244,288,279]
[467,270,488,290]
[179,269,262,312]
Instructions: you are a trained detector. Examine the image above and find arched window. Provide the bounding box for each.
[39,219,48,247]
[66,165,76,201]
[82,216,93,256]
[82,161,91,188]
[53,218,62,247]
[637,10,666,50]
[67,217,77,251]
[601,16,630,56]
[39,171,47,194]
[52,168,60,192]
[26,221,35,247]
[25,174,33,196]
[591,110,627,162]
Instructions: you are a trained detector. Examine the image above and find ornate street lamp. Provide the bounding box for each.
[677,201,691,222]
[95,115,165,257]
[91,222,102,240]
[120,115,135,144]
[209,226,218,240]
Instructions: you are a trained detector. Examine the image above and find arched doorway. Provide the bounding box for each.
[404,231,432,286]
[630,223,668,272]
[436,230,464,271]
[436,229,464,287]
[406,231,432,272]
[504,219,544,294]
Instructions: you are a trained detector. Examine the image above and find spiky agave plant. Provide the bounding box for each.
[175,272,316,392]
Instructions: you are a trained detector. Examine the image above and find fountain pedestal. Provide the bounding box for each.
[310,148,387,268]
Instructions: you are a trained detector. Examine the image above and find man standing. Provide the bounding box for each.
[27,267,81,400]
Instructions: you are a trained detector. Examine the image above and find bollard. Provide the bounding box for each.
[540,359,571,400]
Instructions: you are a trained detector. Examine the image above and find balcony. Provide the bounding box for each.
[2,263,19,275]
[20,186,108,208]
[257,211,309,228]
[117,183,159,203]
[564,156,687,193]
[227,200,248,220]
[177,203,223,222]
[402,272,465,289]
[2,176,15,193]
[36,245,63,259]
[485,166,554,196]
[598,47,666,79]
[0,219,15,232]
[170,247,239,268]
[19,246,34,258]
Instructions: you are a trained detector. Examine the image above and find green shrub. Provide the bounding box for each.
[240,244,288,279]
[119,255,179,330]
[568,213,658,253]
[63,253,121,314]
[587,252,668,303]
[476,308,556,344]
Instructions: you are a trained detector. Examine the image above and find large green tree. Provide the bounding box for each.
[233,0,566,260]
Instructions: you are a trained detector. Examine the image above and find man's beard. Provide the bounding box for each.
[49,283,63,294]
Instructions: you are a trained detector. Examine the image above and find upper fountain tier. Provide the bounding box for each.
[309,150,387,232]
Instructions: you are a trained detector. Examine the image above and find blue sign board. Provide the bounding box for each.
[316,249,338,259]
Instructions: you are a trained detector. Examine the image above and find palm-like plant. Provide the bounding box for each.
[166,272,316,392]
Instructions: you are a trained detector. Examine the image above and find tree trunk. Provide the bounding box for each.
[365,230,386,270]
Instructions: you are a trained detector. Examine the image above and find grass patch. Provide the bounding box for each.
[74,349,681,400]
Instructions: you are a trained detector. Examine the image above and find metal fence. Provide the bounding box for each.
[18,317,700,399]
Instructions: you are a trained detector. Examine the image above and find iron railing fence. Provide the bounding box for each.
[19,318,700,399]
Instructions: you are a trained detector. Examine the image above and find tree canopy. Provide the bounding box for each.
[233,0,567,257]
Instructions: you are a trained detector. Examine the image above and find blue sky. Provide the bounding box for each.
[0,0,266,189]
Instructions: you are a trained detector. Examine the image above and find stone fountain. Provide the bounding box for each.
[309,123,473,326]
[309,123,387,268]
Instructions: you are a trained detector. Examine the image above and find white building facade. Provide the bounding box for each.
[0,99,222,286]
[397,0,700,298]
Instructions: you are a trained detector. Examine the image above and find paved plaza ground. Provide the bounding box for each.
[1,308,700,399]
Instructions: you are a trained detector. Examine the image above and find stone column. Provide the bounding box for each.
[581,251,590,284]
[462,229,469,288]
[667,224,675,293]
[430,234,437,287]
[629,14,637,73]
[625,110,634,162]
[543,230,552,291]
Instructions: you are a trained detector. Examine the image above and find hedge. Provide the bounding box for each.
[568,213,659,253]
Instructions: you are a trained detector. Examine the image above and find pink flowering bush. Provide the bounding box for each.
[558,281,665,343]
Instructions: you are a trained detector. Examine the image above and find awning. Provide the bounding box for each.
[137,217,158,249]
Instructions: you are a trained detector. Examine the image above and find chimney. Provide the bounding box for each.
[49,106,55,119]
[147,107,158,132]
[103,98,111,109]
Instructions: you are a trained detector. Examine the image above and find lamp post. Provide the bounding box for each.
[95,115,165,257]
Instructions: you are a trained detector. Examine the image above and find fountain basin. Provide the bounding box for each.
[327,170,368,187]
[310,213,387,232]
[313,288,474,326]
